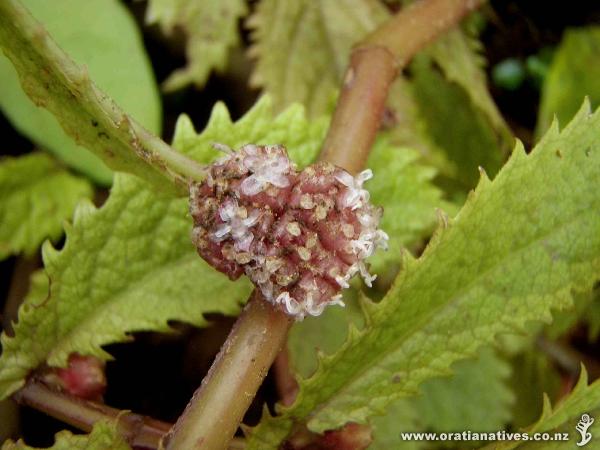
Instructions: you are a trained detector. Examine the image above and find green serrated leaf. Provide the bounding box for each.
[0,0,161,185]
[484,367,600,449]
[537,27,600,138]
[243,408,292,450]
[171,97,328,167]
[146,0,247,91]
[0,173,252,400]
[246,102,600,448]
[247,0,388,116]
[290,309,513,444]
[2,420,131,449]
[542,284,600,342]
[22,270,50,305]
[0,153,93,260]
[543,290,594,341]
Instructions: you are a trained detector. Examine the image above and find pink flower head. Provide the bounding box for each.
[190,144,387,320]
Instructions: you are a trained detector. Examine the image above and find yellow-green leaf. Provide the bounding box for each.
[247,0,388,116]
[146,0,247,91]
[537,27,600,137]
[0,153,92,260]
[2,420,130,450]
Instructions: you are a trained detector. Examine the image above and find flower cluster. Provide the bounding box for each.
[190,144,387,320]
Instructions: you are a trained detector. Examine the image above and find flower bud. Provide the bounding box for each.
[54,354,106,400]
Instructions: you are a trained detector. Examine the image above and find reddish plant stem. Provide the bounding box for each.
[13,380,247,449]
[319,47,397,174]
[322,0,482,175]
[365,0,481,64]
[160,1,485,449]
[14,380,171,449]
[164,292,292,450]
[273,347,299,407]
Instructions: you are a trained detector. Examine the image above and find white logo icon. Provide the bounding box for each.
[576,413,594,447]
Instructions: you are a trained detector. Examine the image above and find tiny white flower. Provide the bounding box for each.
[285,295,301,315]
[329,294,345,307]
[212,199,258,249]
[275,291,290,305]
[358,261,377,287]
[375,229,389,251]
[335,275,350,288]
[336,169,373,210]
[350,233,376,258]
[307,301,326,317]
[304,295,324,317]
[213,223,231,241]
[241,148,292,195]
